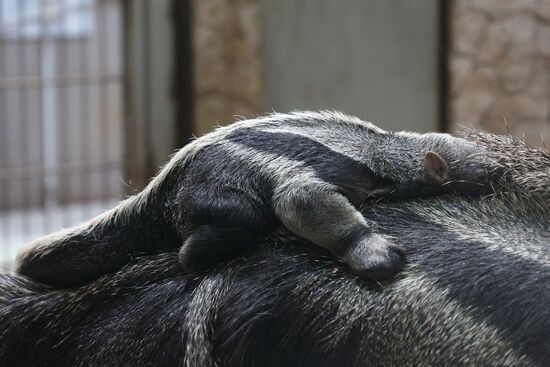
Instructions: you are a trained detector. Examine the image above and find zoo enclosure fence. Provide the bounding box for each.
[0,0,125,268]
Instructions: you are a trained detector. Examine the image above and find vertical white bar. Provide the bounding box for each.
[40,3,59,228]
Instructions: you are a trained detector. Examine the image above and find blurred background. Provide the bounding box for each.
[0,0,549,267]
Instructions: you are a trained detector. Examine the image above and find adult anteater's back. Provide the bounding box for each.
[0,133,549,367]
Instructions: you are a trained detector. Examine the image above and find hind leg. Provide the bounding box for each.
[178,187,267,275]
[179,225,257,274]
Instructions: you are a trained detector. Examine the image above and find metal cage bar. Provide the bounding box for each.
[0,0,125,268]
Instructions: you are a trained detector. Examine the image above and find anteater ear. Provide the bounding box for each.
[423,151,449,185]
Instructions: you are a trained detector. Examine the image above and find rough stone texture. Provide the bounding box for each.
[450,0,550,148]
[192,0,264,135]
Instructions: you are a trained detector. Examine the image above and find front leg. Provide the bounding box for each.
[273,182,404,280]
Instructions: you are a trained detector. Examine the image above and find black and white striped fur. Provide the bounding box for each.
[0,131,548,367]
[15,111,498,286]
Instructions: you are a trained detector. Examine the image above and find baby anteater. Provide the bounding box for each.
[16,111,498,286]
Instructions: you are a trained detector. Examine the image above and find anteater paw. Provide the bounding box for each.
[342,234,405,281]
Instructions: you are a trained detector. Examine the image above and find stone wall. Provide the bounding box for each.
[191,0,550,146]
[450,0,550,147]
[192,0,264,135]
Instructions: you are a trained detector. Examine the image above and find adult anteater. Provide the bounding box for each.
[0,132,548,366]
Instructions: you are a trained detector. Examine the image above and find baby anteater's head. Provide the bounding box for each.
[419,133,503,194]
